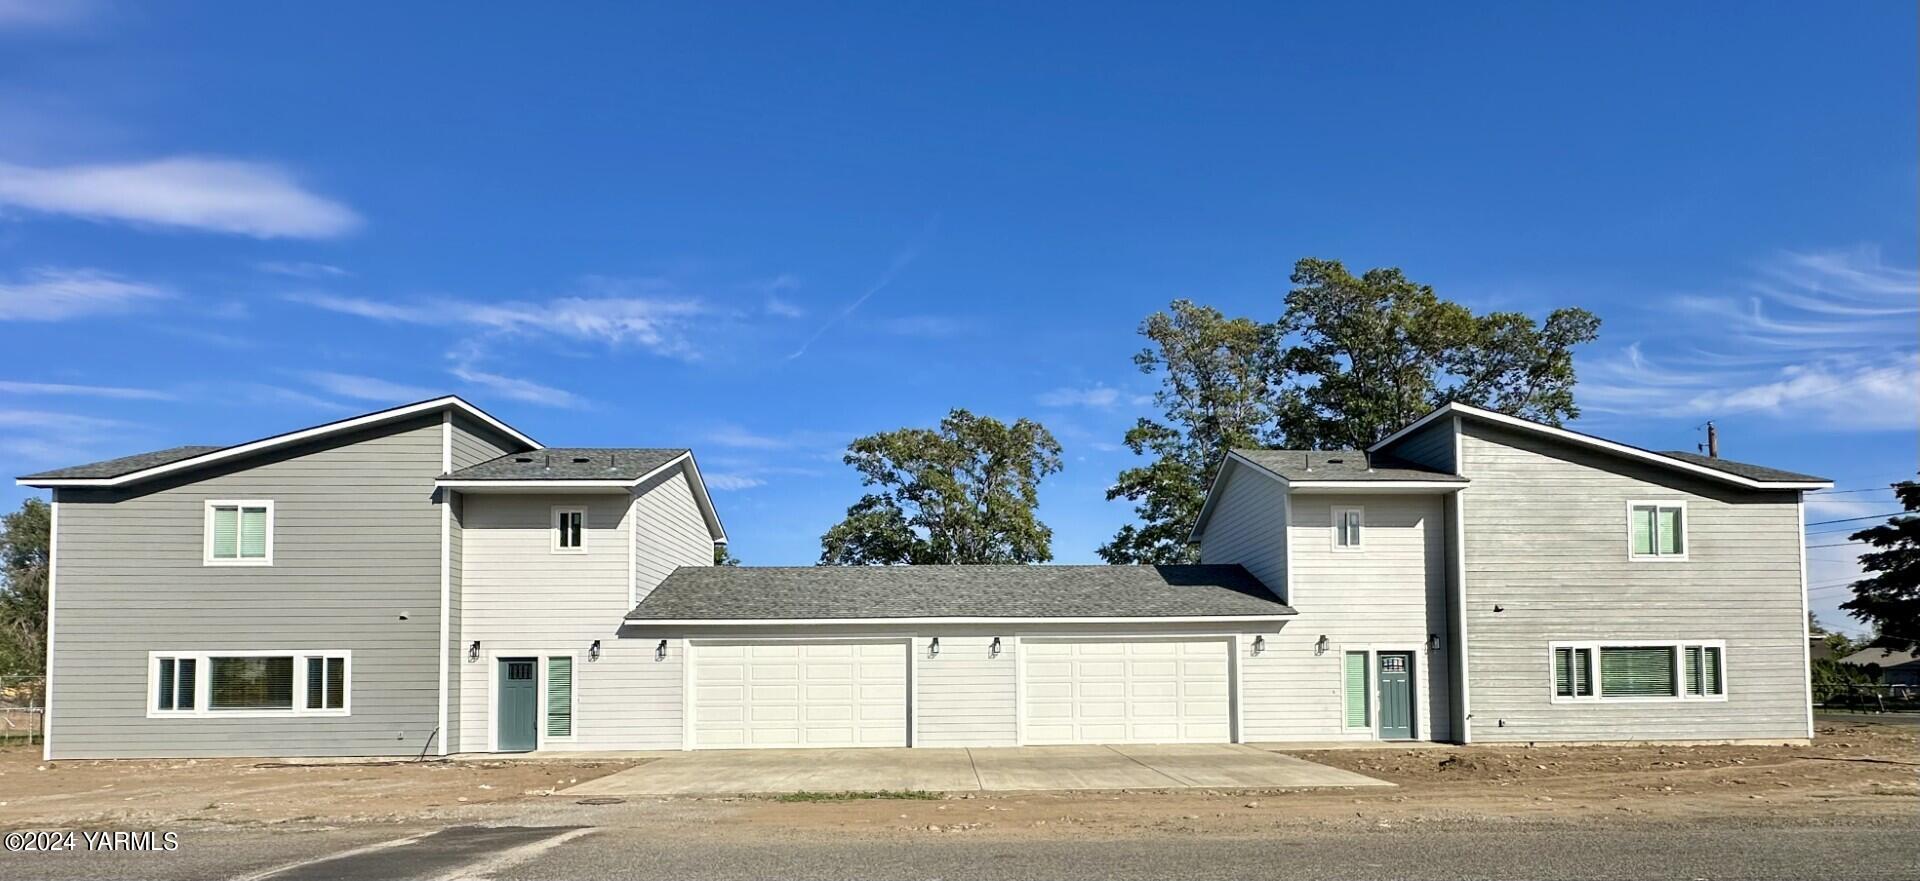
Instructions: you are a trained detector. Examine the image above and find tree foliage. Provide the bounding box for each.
[1105,257,1602,560]
[0,498,50,679]
[1842,482,1920,652]
[1100,301,1277,564]
[713,544,740,566]
[821,409,1063,565]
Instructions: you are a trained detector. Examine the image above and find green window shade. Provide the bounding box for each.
[1657,508,1682,555]
[547,657,573,737]
[1555,648,1592,697]
[306,657,325,709]
[239,507,268,558]
[1343,652,1369,727]
[1630,507,1655,556]
[158,658,176,710]
[211,507,239,558]
[1684,646,1703,695]
[1702,647,1722,695]
[327,657,346,709]
[1600,646,1676,697]
[210,656,294,710]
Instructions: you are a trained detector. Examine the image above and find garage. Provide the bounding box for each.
[689,640,909,749]
[1021,638,1233,745]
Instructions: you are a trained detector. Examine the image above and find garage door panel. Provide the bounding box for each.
[1021,638,1233,745]
[693,640,909,749]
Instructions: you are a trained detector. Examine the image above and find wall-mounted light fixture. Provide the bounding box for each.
[467,641,480,662]
[1314,634,1330,655]
[990,637,1001,657]
[1427,633,1440,650]
[589,639,602,661]
[1253,635,1266,655]
[655,639,668,661]
[930,637,941,657]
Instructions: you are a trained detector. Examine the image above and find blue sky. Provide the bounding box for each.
[1,2,1914,634]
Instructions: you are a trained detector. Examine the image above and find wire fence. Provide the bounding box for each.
[1,675,45,746]
[1815,681,1919,714]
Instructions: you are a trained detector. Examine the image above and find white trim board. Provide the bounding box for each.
[1368,402,1831,490]
[19,396,540,488]
[627,614,1298,627]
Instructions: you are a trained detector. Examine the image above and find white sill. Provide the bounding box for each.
[1551,695,1725,704]
[1627,554,1689,563]
[204,558,273,567]
[146,709,351,719]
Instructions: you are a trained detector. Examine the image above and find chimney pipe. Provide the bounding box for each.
[1707,422,1718,458]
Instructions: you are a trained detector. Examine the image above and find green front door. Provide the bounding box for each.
[1377,652,1415,740]
[498,657,538,752]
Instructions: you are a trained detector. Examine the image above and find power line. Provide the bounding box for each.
[1806,511,1908,526]
[1808,486,1905,496]
[1807,540,1868,550]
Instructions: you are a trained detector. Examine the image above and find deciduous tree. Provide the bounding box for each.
[0,498,50,680]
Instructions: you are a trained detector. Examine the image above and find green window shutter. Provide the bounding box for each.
[547,657,573,737]
[1703,647,1722,695]
[1630,507,1654,555]
[239,507,268,558]
[306,657,325,709]
[158,658,176,710]
[1657,508,1682,555]
[1600,646,1676,697]
[1684,646,1703,696]
[1343,652,1369,727]
[211,507,238,558]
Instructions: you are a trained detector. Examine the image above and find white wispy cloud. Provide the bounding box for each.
[703,473,767,491]
[0,268,169,321]
[1036,385,1122,409]
[789,221,938,360]
[256,261,351,279]
[301,371,440,403]
[0,157,360,239]
[706,426,790,449]
[286,288,707,358]
[0,0,95,29]
[765,295,805,319]
[0,379,174,400]
[448,363,584,409]
[0,407,127,466]
[1579,247,1919,432]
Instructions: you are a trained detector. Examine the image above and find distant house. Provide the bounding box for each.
[1839,647,1920,687]
[1810,637,1835,662]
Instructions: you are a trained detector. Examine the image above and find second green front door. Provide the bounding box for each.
[498,657,538,752]
[1376,652,1414,740]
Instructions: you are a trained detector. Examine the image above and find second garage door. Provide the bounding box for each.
[690,640,908,749]
[1021,638,1232,745]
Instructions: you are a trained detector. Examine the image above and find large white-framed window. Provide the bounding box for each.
[1331,506,1364,551]
[1626,500,1687,561]
[1548,641,1725,703]
[205,500,274,565]
[551,506,587,554]
[147,650,350,718]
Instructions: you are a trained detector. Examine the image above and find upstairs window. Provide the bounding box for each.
[205,501,273,565]
[1332,506,1364,551]
[1628,501,1686,560]
[552,506,586,553]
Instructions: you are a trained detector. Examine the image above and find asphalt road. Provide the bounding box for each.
[6,821,1918,881]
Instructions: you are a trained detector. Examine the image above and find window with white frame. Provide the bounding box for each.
[1627,501,1686,560]
[1550,642,1724,702]
[551,506,586,553]
[1332,506,1363,550]
[149,652,349,716]
[205,501,273,565]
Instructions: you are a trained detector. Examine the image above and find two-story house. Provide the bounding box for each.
[18,396,1827,758]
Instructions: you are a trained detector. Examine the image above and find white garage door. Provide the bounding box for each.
[1022,638,1232,745]
[690,640,908,749]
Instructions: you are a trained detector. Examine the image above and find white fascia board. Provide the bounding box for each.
[678,452,729,545]
[1287,480,1467,493]
[19,396,541,488]
[435,480,638,491]
[1368,402,1831,491]
[626,614,1299,626]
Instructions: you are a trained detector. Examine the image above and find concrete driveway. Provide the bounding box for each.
[564,744,1389,796]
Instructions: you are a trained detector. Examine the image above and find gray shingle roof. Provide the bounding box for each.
[446,447,687,481]
[626,564,1296,621]
[17,446,226,480]
[1232,449,1466,483]
[1657,451,1829,484]
[1838,647,1920,668]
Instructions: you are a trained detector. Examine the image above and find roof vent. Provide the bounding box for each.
[1326,457,1344,465]
[513,456,533,463]
[571,456,591,464]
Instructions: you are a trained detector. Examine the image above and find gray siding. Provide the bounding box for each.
[1458,420,1809,742]
[632,464,714,604]
[48,416,446,758]
[1197,463,1288,602]
[449,415,524,471]
[1386,418,1457,473]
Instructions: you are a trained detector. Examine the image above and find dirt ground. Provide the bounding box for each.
[3,721,1914,839]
